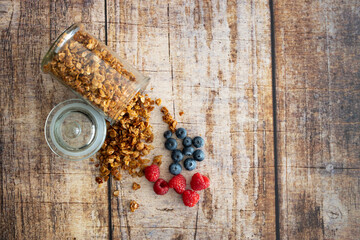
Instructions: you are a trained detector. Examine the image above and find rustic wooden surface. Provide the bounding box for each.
[0,0,358,239]
[274,0,360,239]
[107,0,275,239]
[0,1,109,239]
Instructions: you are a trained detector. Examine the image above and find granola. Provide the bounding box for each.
[155,98,161,106]
[132,182,141,191]
[152,155,163,166]
[43,29,139,122]
[95,93,155,183]
[130,200,139,212]
[161,106,177,132]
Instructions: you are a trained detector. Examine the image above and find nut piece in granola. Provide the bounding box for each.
[130,200,139,212]
[132,182,141,191]
[113,190,120,197]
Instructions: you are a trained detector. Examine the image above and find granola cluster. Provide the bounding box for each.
[161,107,177,132]
[132,182,141,191]
[95,93,156,183]
[43,28,138,122]
[152,155,163,166]
[130,200,139,212]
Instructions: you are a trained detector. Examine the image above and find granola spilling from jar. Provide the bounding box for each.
[43,28,139,122]
[95,93,155,183]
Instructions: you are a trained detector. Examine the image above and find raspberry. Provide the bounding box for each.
[190,173,210,191]
[144,165,160,182]
[182,190,200,207]
[168,174,186,194]
[153,178,169,195]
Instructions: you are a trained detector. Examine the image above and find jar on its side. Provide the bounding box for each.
[41,23,150,124]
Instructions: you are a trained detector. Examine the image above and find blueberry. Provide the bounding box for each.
[169,163,182,175]
[165,138,177,150]
[182,137,192,147]
[184,158,197,171]
[182,146,195,156]
[163,130,172,139]
[171,149,184,162]
[192,136,204,148]
[175,128,187,139]
[193,149,205,161]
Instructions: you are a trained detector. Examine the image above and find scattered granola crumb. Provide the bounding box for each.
[155,98,162,106]
[113,190,120,197]
[132,182,141,191]
[130,200,139,212]
[179,111,184,116]
[152,155,163,166]
[95,177,103,184]
[90,158,95,162]
[160,106,168,114]
[160,106,177,132]
[151,87,154,90]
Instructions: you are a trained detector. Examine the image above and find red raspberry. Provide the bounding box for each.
[144,165,160,182]
[153,178,169,195]
[168,174,186,194]
[190,173,210,191]
[182,190,200,207]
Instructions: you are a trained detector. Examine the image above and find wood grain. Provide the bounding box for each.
[274,0,360,239]
[0,1,109,239]
[4,0,358,239]
[107,0,275,239]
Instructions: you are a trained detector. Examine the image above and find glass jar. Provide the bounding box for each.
[42,23,150,160]
[44,99,107,161]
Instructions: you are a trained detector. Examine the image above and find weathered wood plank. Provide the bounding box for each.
[274,0,360,239]
[0,1,109,239]
[107,0,275,239]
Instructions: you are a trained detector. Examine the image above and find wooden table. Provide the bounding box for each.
[1,0,359,239]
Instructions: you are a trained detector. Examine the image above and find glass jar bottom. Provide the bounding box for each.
[45,99,106,161]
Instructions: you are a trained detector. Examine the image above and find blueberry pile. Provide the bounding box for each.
[164,128,205,175]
